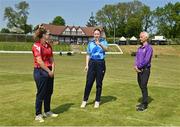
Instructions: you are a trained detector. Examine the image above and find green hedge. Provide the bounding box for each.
[0,42,71,51]
[0,34,33,42]
[106,37,119,43]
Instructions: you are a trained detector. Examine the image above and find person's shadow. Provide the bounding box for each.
[52,103,74,114]
[138,96,154,104]
[87,95,117,105]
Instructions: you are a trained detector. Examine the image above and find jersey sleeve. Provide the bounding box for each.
[50,45,53,57]
[86,42,91,55]
[32,44,41,57]
[103,40,108,48]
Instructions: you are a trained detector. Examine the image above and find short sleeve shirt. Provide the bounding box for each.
[32,40,53,68]
[87,38,108,60]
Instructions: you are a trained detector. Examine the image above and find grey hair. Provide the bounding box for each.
[141,31,149,38]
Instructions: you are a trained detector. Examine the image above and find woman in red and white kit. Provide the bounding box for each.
[32,24,58,122]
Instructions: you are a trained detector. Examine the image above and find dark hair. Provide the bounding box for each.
[93,28,101,34]
[33,24,47,40]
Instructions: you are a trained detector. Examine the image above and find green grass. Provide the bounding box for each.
[0,53,180,126]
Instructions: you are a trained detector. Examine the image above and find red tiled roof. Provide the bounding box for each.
[81,27,95,36]
[42,24,104,37]
[43,24,66,35]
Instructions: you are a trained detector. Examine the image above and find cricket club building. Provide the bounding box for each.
[43,24,106,44]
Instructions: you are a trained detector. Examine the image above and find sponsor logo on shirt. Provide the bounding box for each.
[33,44,40,52]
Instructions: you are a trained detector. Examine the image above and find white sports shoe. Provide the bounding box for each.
[80,101,87,108]
[44,111,58,118]
[35,114,44,123]
[94,101,100,108]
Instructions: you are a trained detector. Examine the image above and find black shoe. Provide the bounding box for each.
[136,103,143,108]
[136,104,148,112]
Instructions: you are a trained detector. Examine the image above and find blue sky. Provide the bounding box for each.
[0,0,179,29]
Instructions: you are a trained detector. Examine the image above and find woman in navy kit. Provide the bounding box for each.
[32,24,58,122]
[81,28,108,108]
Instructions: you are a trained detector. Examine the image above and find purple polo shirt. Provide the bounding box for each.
[135,43,153,69]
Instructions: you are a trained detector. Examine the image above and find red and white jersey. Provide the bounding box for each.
[32,40,53,68]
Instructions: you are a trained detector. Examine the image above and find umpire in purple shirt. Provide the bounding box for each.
[134,32,153,111]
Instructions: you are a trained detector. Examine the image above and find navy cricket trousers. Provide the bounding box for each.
[33,67,54,115]
[83,59,106,102]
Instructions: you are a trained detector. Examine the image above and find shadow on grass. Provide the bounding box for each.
[52,103,74,114]
[101,95,117,105]
[87,95,117,105]
[138,96,154,104]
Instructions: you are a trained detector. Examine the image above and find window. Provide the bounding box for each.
[77,28,85,35]
[83,38,88,43]
[71,27,76,35]
[50,35,58,40]
[63,27,71,35]
[77,38,82,42]
[59,37,64,42]
[65,37,70,42]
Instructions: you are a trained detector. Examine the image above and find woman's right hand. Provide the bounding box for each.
[48,71,54,77]
[84,65,88,72]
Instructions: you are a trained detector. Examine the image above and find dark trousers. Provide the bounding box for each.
[83,59,106,102]
[33,68,54,115]
[137,68,150,105]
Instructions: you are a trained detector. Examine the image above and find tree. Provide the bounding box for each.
[139,6,153,32]
[51,16,65,26]
[96,4,118,37]
[1,28,10,33]
[119,0,145,37]
[86,12,97,27]
[125,16,142,37]
[95,0,150,37]
[4,1,32,34]
[154,2,180,38]
[20,24,32,34]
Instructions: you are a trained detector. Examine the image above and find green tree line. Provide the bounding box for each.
[95,0,180,38]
